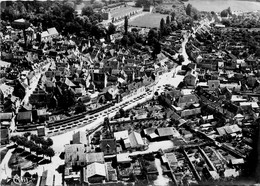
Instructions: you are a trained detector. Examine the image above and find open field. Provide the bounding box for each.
[184,0,260,12]
[110,6,142,17]
[129,13,168,28]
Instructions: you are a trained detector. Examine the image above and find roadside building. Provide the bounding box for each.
[83,162,107,183]
[72,131,88,144]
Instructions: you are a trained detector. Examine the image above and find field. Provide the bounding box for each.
[129,13,168,28]
[110,6,142,18]
[184,0,260,12]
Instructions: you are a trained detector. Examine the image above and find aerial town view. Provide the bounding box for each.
[0,0,260,185]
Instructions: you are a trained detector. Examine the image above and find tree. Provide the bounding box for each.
[124,16,128,35]
[33,135,41,145]
[36,146,44,157]
[30,143,39,153]
[127,32,136,45]
[164,25,172,36]
[45,138,53,147]
[221,19,231,27]
[166,16,170,25]
[227,7,232,15]
[148,28,158,45]
[135,0,150,7]
[45,148,55,161]
[107,23,116,36]
[23,132,31,139]
[30,134,37,142]
[119,108,125,117]
[16,136,27,149]
[220,9,229,17]
[10,135,19,144]
[82,6,94,17]
[193,14,198,21]
[160,18,165,35]
[62,3,75,21]
[152,40,161,59]
[171,12,175,21]
[38,137,46,146]
[170,21,178,31]
[178,54,185,65]
[186,3,192,16]
[121,35,130,47]
[26,141,35,152]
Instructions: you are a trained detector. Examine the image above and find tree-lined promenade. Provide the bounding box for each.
[10,133,55,162]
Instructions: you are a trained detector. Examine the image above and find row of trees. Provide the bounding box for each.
[10,133,55,161]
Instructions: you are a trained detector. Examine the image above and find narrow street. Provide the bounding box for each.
[20,61,51,106]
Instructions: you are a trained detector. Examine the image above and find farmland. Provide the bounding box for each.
[129,13,168,28]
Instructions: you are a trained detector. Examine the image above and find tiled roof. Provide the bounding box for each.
[129,131,144,147]
[86,162,106,178]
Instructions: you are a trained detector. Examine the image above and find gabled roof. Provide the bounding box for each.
[47,27,58,36]
[86,162,106,178]
[129,131,144,148]
[41,31,49,38]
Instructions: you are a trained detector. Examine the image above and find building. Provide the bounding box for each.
[184,70,198,86]
[175,94,199,109]
[86,152,105,165]
[41,27,59,40]
[16,111,32,124]
[72,131,88,144]
[0,112,13,122]
[100,138,117,156]
[40,170,54,186]
[128,131,145,150]
[64,144,87,167]
[1,127,9,145]
[83,162,107,183]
